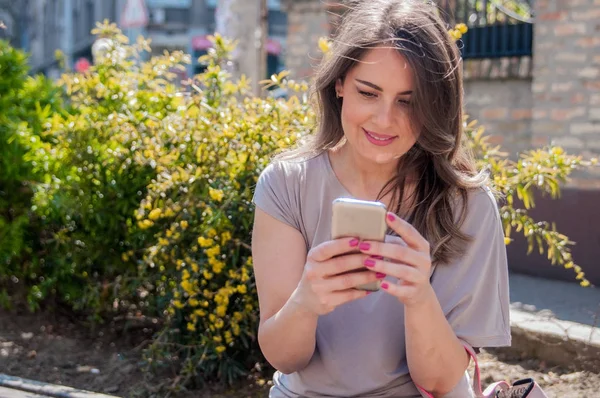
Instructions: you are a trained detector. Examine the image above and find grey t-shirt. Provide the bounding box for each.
[253,152,511,398]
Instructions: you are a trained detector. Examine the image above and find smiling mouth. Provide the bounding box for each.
[363,128,397,142]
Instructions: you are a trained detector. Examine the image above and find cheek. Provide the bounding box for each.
[340,97,370,132]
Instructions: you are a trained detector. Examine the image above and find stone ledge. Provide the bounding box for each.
[0,375,118,398]
[464,56,533,80]
[496,308,600,373]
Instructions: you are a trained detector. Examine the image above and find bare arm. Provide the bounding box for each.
[404,288,470,396]
[252,208,381,374]
[252,208,317,373]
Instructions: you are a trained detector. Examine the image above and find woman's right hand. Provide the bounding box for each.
[290,237,383,316]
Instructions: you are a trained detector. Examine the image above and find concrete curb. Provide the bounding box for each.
[0,374,119,398]
[502,308,600,372]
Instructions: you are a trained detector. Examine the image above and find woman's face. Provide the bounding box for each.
[335,46,419,165]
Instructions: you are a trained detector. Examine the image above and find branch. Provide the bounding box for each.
[501,206,591,287]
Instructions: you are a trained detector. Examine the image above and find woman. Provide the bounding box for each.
[251,0,511,397]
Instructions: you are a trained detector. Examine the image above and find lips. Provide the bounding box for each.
[363,128,397,146]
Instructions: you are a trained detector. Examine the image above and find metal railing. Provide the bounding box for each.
[437,0,534,59]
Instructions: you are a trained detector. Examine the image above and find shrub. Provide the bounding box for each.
[0,40,65,309]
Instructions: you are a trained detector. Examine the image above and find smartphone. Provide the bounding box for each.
[331,198,387,291]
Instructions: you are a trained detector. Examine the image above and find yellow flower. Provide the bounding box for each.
[456,23,468,34]
[203,270,213,280]
[198,236,213,247]
[504,237,511,245]
[224,331,233,344]
[581,280,590,287]
[182,269,191,280]
[121,253,129,262]
[237,285,247,294]
[214,318,225,329]
[194,309,207,317]
[187,322,196,332]
[318,37,330,53]
[209,314,216,322]
[181,280,195,295]
[209,187,224,202]
[148,208,162,220]
[245,304,253,312]
[221,231,232,245]
[180,220,189,229]
[207,228,217,238]
[189,298,199,307]
[173,300,184,309]
[216,305,227,317]
[206,245,221,258]
[233,312,243,322]
[191,262,199,273]
[213,335,222,343]
[232,324,241,336]
[215,345,226,354]
[138,219,154,229]
[158,238,169,246]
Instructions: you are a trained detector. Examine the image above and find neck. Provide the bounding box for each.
[330,142,399,201]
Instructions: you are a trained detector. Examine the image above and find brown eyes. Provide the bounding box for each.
[358,90,410,105]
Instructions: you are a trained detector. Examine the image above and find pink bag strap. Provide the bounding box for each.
[416,345,510,398]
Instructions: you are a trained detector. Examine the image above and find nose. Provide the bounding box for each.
[374,102,394,129]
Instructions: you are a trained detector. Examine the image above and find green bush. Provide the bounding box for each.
[3,20,596,395]
[0,40,65,309]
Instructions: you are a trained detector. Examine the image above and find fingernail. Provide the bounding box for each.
[387,213,396,222]
[364,258,376,268]
[349,238,359,247]
[359,242,371,251]
[376,272,386,279]
[381,282,390,290]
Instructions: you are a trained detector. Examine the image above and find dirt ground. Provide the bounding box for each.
[1,309,599,398]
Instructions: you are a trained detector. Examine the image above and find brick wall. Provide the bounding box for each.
[463,58,533,157]
[532,0,600,183]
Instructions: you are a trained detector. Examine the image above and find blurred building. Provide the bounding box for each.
[12,0,287,79]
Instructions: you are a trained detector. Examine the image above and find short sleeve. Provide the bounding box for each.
[252,161,301,232]
[430,188,511,349]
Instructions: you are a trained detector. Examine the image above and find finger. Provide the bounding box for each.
[324,253,371,277]
[379,280,418,301]
[326,269,383,291]
[385,212,430,253]
[309,237,360,262]
[363,258,424,283]
[359,240,428,269]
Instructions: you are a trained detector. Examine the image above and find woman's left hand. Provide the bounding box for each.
[358,212,434,307]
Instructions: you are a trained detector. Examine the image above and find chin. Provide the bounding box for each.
[368,150,401,165]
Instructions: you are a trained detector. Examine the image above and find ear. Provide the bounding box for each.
[335,78,344,98]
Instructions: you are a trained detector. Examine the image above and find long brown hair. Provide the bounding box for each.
[280,0,487,265]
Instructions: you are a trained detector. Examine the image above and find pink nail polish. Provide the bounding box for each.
[359,242,371,251]
[387,213,396,222]
[381,282,390,290]
[349,238,359,247]
[364,258,376,267]
[376,272,386,279]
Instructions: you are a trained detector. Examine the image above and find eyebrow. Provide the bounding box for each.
[355,79,413,95]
